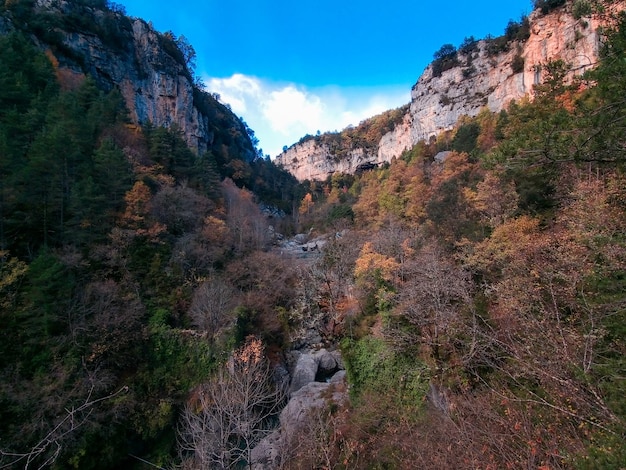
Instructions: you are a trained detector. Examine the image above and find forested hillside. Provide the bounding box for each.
[1,0,625,469]
[285,7,626,468]
[0,1,302,468]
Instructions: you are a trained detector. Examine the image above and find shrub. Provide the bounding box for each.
[533,0,567,14]
[486,35,510,55]
[511,52,525,73]
[573,0,593,19]
[459,36,479,55]
[432,44,459,77]
[341,336,429,404]
[462,66,476,78]
[505,17,531,43]
[328,204,354,223]
[451,122,481,154]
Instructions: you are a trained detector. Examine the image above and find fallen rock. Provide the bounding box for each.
[251,370,348,469]
[289,353,318,394]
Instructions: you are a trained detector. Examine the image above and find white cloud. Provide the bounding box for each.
[204,74,410,158]
[206,74,261,114]
[263,85,324,135]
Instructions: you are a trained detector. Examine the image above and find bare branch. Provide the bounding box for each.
[0,386,129,469]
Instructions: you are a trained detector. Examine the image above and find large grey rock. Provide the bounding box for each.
[281,382,331,436]
[251,371,348,469]
[313,349,339,378]
[250,429,282,469]
[330,350,344,370]
[252,349,346,468]
[293,233,308,244]
[329,370,346,385]
[290,348,343,393]
[289,353,318,394]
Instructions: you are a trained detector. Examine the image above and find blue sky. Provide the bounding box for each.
[118,0,531,157]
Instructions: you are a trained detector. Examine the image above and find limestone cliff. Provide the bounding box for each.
[277,0,625,181]
[409,1,623,142]
[2,0,254,159]
[276,106,410,181]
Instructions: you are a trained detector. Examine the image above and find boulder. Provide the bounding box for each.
[293,233,308,244]
[313,349,339,380]
[251,370,348,469]
[290,348,343,393]
[289,353,318,394]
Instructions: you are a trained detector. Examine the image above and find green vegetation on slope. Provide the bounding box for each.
[286,9,626,468]
[0,11,302,467]
[1,1,626,469]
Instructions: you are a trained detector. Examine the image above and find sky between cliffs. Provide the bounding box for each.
[119,0,531,158]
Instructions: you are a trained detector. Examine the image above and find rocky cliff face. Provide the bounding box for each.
[277,1,625,181]
[278,112,413,181]
[409,2,619,142]
[4,0,254,158]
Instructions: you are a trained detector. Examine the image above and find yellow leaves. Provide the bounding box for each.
[465,215,543,275]
[559,174,626,244]
[201,215,228,243]
[299,193,314,215]
[354,242,399,284]
[475,107,500,153]
[490,215,540,248]
[121,181,168,241]
[400,238,415,259]
[123,181,152,225]
[0,251,29,310]
[353,177,381,224]
[353,157,430,225]
[430,150,474,189]
[233,335,264,369]
[464,171,519,228]
[135,222,167,241]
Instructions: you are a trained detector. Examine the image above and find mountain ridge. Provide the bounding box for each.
[2,0,256,160]
[276,0,626,180]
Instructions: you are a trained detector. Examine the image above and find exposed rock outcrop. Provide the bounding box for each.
[251,351,347,470]
[408,2,614,143]
[277,113,413,181]
[4,0,254,158]
[289,348,343,394]
[276,1,626,180]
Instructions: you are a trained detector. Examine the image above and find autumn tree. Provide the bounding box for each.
[178,337,286,469]
[456,200,626,466]
[188,278,236,339]
[354,240,399,316]
[298,231,361,338]
[298,192,314,216]
[151,184,212,236]
[394,240,472,361]
[463,170,518,229]
[222,178,269,253]
[225,251,297,342]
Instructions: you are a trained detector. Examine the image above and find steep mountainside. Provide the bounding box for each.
[276,105,410,181]
[0,1,302,467]
[276,0,626,180]
[2,1,626,468]
[1,0,255,159]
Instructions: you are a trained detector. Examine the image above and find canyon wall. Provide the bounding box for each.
[15,0,255,159]
[276,1,625,180]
